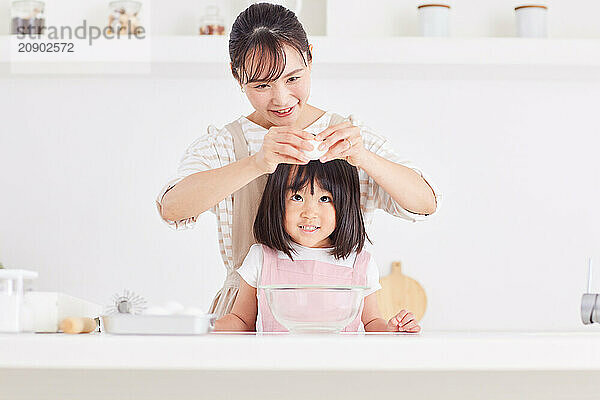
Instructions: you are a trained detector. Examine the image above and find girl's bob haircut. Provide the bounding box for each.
[229,2,312,86]
[254,160,371,260]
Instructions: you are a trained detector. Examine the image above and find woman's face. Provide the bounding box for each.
[241,44,312,129]
[284,181,336,249]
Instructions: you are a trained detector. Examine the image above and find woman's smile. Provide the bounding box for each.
[270,104,296,117]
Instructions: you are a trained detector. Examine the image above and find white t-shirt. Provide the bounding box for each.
[237,242,382,332]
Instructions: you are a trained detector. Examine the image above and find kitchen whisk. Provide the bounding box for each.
[105,289,147,315]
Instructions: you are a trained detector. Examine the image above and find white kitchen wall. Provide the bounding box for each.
[1,75,599,331]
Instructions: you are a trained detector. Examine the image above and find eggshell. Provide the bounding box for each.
[303,139,328,160]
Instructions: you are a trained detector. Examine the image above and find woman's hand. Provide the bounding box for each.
[313,122,369,167]
[252,126,315,174]
[386,309,421,333]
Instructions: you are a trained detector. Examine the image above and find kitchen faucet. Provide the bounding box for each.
[581,258,600,324]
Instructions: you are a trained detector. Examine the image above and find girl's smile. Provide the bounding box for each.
[299,224,319,233]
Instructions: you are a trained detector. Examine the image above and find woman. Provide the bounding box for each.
[156,3,440,318]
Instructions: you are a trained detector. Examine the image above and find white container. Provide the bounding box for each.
[0,269,38,333]
[102,314,216,335]
[418,4,450,37]
[515,5,548,38]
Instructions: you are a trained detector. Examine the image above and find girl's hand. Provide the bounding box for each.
[386,309,421,333]
[313,122,368,167]
[253,126,315,174]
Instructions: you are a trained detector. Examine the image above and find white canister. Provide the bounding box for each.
[418,4,451,37]
[515,5,548,38]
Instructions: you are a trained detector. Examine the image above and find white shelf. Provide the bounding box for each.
[1,35,600,78]
[154,36,600,65]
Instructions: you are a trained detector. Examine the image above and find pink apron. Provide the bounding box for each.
[208,112,348,318]
[257,244,371,332]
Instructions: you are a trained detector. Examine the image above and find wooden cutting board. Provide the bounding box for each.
[376,261,427,322]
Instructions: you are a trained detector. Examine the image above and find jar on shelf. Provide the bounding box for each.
[417,3,451,37]
[199,5,226,35]
[10,0,45,35]
[515,4,548,38]
[107,0,143,35]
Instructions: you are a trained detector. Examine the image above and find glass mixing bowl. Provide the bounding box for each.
[261,285,367,333]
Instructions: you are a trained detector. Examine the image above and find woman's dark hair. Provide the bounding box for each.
[254,160,371,261]
[229,2,312,85]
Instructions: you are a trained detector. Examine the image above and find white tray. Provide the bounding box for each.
[101,314,216,335]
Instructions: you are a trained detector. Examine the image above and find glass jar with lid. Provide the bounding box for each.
[10,0,45,35]
[107,0,143,35]
[199,5,226,35]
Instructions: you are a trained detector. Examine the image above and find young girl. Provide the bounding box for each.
[157,2,439,321]
[214,160,421,333]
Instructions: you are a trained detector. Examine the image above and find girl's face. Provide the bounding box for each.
[284,181,336,248]
[241,44,312,129]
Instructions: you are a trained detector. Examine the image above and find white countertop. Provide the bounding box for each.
[2,331,599,371]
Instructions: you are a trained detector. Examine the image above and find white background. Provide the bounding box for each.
[1,0,600,331]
